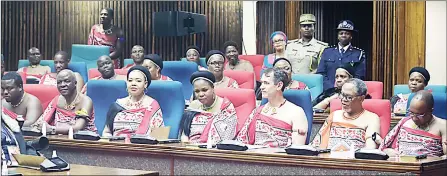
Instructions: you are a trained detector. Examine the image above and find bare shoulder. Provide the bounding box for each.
[435,116,446,126]
[189,100,202,109]
[26,93,41,104]
[364,110,380,123]
[285,101,306,118]
[81,94,93,104]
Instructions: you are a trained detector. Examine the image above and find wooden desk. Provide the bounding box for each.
[26,136,447,175]
[8,164,159,176]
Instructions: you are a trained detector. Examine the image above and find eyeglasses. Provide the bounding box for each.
[406,109,425,119]
[209,61,224,66]
[272,39,285,43]
[338,93,358,102]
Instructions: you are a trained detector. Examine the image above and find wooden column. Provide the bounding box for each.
[372,1,426,98]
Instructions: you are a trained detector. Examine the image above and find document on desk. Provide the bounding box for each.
[248,147,286,154]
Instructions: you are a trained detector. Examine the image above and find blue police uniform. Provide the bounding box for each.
[316,20,366,91]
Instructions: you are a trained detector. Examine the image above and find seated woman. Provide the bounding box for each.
[261,31,288,72]
[205,50,239,89]
[31,69,97,135]
[390,67,430,115]
[311,78,380,151]
[39,51,85,92]
[380,91,446,157]
[313,63,355,111]
[181,71,238,143]
[102,65,164,138]
[273,58,308,90]
[17,47,51,84]
[237,68,308,147]
[185,45,207,71]
[142,54,172,81]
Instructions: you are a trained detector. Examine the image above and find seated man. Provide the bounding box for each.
[32,69,97,135]
[81,55,126,94]
[2,72,43,127]
[122,45,145,69]
[380,90,446,157]
[223,41,254,72]
[181,71,238,143]
[39,51,84,92]
[17,47,51,84]
[311,78,380,151]
[237,68,308,147]
[141,54,172,81]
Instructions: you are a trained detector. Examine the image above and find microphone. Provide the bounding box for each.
[26,136,49,152]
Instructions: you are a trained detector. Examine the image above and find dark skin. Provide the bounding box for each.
[28,47,42,66]
[99,9,124,60]
[1,79,43,127]
[300,24,315,43]
[337,30,352,46]
[97,56,115,79]
[51,53,84,92]
[44,70,93,134]
[225,46,239,66]
[193,79,215,107]
[130,45,145,65]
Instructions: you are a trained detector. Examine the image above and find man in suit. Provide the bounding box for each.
[317,20,366,91]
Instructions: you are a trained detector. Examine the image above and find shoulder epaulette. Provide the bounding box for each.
[352,46,364,51]
[316,40,328,46]
[287,39,298,44]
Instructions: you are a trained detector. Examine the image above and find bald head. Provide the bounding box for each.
[97,55,112,64]
[411,90,434,109]
[28,47,42,65]
[57,69,77,96]
[131,45,145,65]
[54,51,70,73]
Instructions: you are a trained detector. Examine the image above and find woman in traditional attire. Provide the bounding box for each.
[273,58,309,90]
[181,71,238,143]
[185,46,207,71]
[206,50,239,89]
[102,66,164,138]
[141,54,172,81]
[17,47,51,84]
[390,67,430,115]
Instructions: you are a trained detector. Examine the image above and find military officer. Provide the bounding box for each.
[286,14,328,74]
[317,20,366,91]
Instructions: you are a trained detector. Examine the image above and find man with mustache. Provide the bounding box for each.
[2,72,43,127]
[223,41,254,73]
[81,55,126,94]
[17,47,52,84]
[380,90,446,157]
[31,69,97,135]
[286,14,328,74]
[317,20,366,91]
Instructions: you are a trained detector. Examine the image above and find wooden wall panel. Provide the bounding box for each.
[1,1,243,70]
[372,1,426,98]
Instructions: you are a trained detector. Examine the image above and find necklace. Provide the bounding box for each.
[126,95,145,108]
[262,99,287,115]
[101,25,113,35]
[11,93,26,108]
[201,96,218,111]
[30,65,38,68]
[415,117,435,131]
[343,109,365,120]
[63,93,80,110]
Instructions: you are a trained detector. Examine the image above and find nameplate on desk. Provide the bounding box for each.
[150,126,170,140]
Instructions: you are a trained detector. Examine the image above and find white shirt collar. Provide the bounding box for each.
[338,43,351,53]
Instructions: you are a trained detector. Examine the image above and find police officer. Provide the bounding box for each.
[286,14,328,74]
[317,20,366,91]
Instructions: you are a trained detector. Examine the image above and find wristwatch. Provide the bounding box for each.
[49,125,56,135]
